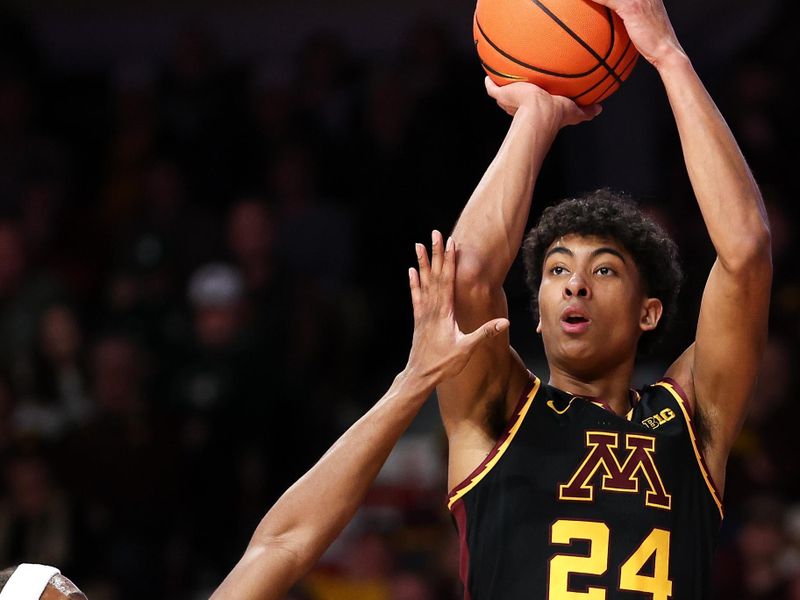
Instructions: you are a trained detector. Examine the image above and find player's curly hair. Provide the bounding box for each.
[521,188,683,353]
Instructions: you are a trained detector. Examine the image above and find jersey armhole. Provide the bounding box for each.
[654,379,724,520]
[446,372,540,511]
[660,376,694,417]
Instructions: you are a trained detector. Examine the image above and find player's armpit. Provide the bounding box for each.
[669,251,771,494]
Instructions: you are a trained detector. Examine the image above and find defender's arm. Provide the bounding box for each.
[210,237,508,600]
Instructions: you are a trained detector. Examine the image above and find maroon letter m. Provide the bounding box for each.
[559,431,671,510]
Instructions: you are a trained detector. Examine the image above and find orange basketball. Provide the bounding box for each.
[474,0,639,105]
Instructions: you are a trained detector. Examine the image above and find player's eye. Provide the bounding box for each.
[595,266,614,276]
[550,265,568,275]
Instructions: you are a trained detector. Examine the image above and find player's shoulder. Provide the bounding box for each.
[635,376,694,412]
[661,344,698,410]
[633,376,716,449]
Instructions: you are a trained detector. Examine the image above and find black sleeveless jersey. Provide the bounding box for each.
[447,374,723,600]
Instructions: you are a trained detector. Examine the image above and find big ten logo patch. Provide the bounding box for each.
[641,408,676,430]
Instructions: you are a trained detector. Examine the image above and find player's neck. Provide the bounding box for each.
[548,362,636,417]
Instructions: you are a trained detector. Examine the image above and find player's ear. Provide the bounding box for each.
[536,317,542,334]
[639,297,662,332]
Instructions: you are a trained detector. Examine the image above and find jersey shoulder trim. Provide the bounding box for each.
[447,373,541,510]
[654,378,724,519]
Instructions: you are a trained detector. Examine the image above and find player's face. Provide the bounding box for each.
[537,234,662,378]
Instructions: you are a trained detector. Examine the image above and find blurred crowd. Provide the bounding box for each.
[0,2,798,599]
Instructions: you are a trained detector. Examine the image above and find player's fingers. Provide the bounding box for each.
[484,76,500,98]
[463,318,510,349]
[587,0,616,9]
[497,101,516,117]
[430,230,445,278]
[578,103,603,122]
[558,97,602,125]
[416,242,431,289]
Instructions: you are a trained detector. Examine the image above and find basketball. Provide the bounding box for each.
[474,0,639,105]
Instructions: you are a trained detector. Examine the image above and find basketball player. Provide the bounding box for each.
[438,0,772,597]
[211,236,509,599]
[0,564,86,600]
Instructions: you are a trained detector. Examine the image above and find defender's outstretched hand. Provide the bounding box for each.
[406,230,509,384]
[210,231,507,600]
[484,77,601,125]
[589,0,684,67]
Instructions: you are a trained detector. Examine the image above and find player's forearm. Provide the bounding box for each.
[211,371,434,600]
[452,106,559,287]
[657,53,771,269]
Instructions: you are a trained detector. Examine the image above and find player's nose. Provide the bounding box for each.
[563,273,590,299]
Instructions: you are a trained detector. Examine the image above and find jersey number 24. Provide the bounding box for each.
[549,519,672,599]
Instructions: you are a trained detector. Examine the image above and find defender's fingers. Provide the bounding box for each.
[409,267,422,319]
[439,236,456,312]
[415,242,431,289]
[430,230,445,277]
[463,318,510,348]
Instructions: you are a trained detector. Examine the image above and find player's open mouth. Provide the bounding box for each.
[561,317,590,334]
[560,307,591,333]
[564,316,588,324]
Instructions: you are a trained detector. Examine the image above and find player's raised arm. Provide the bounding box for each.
[436,81,599,485]
[453,80,600,291]
[592,0,772,491]
[210,234,508,600]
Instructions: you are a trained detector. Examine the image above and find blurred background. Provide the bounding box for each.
[0,0,798,598]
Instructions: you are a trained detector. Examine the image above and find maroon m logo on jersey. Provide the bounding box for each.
[559,431,672,510]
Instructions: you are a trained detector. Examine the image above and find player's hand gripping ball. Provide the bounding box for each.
[474,0,638,105]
